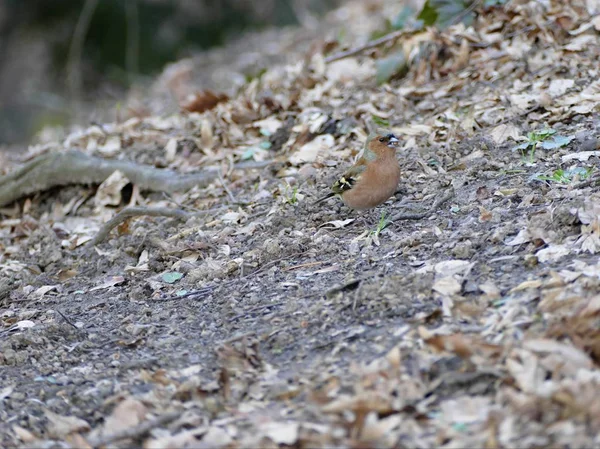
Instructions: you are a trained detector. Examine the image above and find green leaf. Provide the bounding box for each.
[242,147,257,160]
[533,166,591,184]
[540,134,574,150]
[392,5,416,29]
[371,115,390,127]
[530,128,556,141]
[375,52,407,85]
[162,272,183,284]
[417,0,478,29]
[433,0,474,28]
[512,142,531,152]
[568,167,591,179]
[417,0,438,26]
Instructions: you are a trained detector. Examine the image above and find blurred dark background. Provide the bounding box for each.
[0,0,338,146]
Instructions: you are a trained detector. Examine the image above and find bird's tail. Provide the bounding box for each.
[313,192,335,205]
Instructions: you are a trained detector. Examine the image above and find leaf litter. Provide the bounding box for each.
[2,0,600,447]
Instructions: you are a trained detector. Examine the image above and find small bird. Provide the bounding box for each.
[314,132,401,210]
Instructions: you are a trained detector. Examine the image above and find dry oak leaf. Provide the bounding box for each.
[322,392,393,415]
[421,329,502,359]
[44,410,91,439]
[102,397,148,436]
[181,90,229,113]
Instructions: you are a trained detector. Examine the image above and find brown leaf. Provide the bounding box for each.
[547,301,600,363]
[103,398,148,436]
[45,410,91,439]
[181,90,228,113]
[12,425,37,443]
[322,393,393,415]
[424,332,501,359]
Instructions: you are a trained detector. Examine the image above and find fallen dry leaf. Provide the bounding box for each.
[290,135,334,165]
[181,90,228,113]
[102,398,148,436]
[45,410,91,439]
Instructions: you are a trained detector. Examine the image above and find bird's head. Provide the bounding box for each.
[366,132,400,157]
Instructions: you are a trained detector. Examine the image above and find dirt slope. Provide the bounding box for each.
[1,0,600,447]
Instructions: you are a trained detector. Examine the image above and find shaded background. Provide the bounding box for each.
[0,0,339,146]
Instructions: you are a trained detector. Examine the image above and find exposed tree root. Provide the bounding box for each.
[0,150,272,208]
[88,206,209,247]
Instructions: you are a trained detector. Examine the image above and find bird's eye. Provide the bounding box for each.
[379,137,385,142]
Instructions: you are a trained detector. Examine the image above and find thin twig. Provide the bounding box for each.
[390,188,455,222]
[87,411,180,447]
[325,30,406,63]
[573,174,600,190]
[229,301,285,322]
[218,170,238,204]
[55,309,80,331]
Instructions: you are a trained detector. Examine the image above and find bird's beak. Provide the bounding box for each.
[388,136,399,147]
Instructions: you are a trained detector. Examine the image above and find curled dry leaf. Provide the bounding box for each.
[144,429,204,449]
[200,426,232,447]
[535,244,570,263]
[508,279,542,293]
[432,276,461,296]
[322,392,393,415]
[434,260,474,277]
[523,338,593,370]
[32,285,58,298]
[12,425,37,443]
[181,90,228,113]
[489,124,521,144]
[290,134,334,165]
[506,229,530,246]
[97,135,122,157]
[262,421,299,445]
[253,117,283,135]
[89,275,126,292]
[320,218,355,229]
[423,331,501,360]
[44,410,90,439]
[102,397,148,436]
[95,170,131,208]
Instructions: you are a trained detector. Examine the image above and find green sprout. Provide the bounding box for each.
[370,211,391,237]
[512,128,556,163]
[512,128,574,164]
[282,183,299,205]
[534,167,592,184]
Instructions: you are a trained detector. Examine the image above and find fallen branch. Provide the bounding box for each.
[0,150,272,208]
[325,30,405,63]
[390,188,455,222]
[324,0,482,64]
[87,411,180,448]
[88,206,206,247]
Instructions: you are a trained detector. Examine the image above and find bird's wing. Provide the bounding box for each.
[330,162,367,195]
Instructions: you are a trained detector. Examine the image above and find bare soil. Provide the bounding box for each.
[2,0,600,447]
